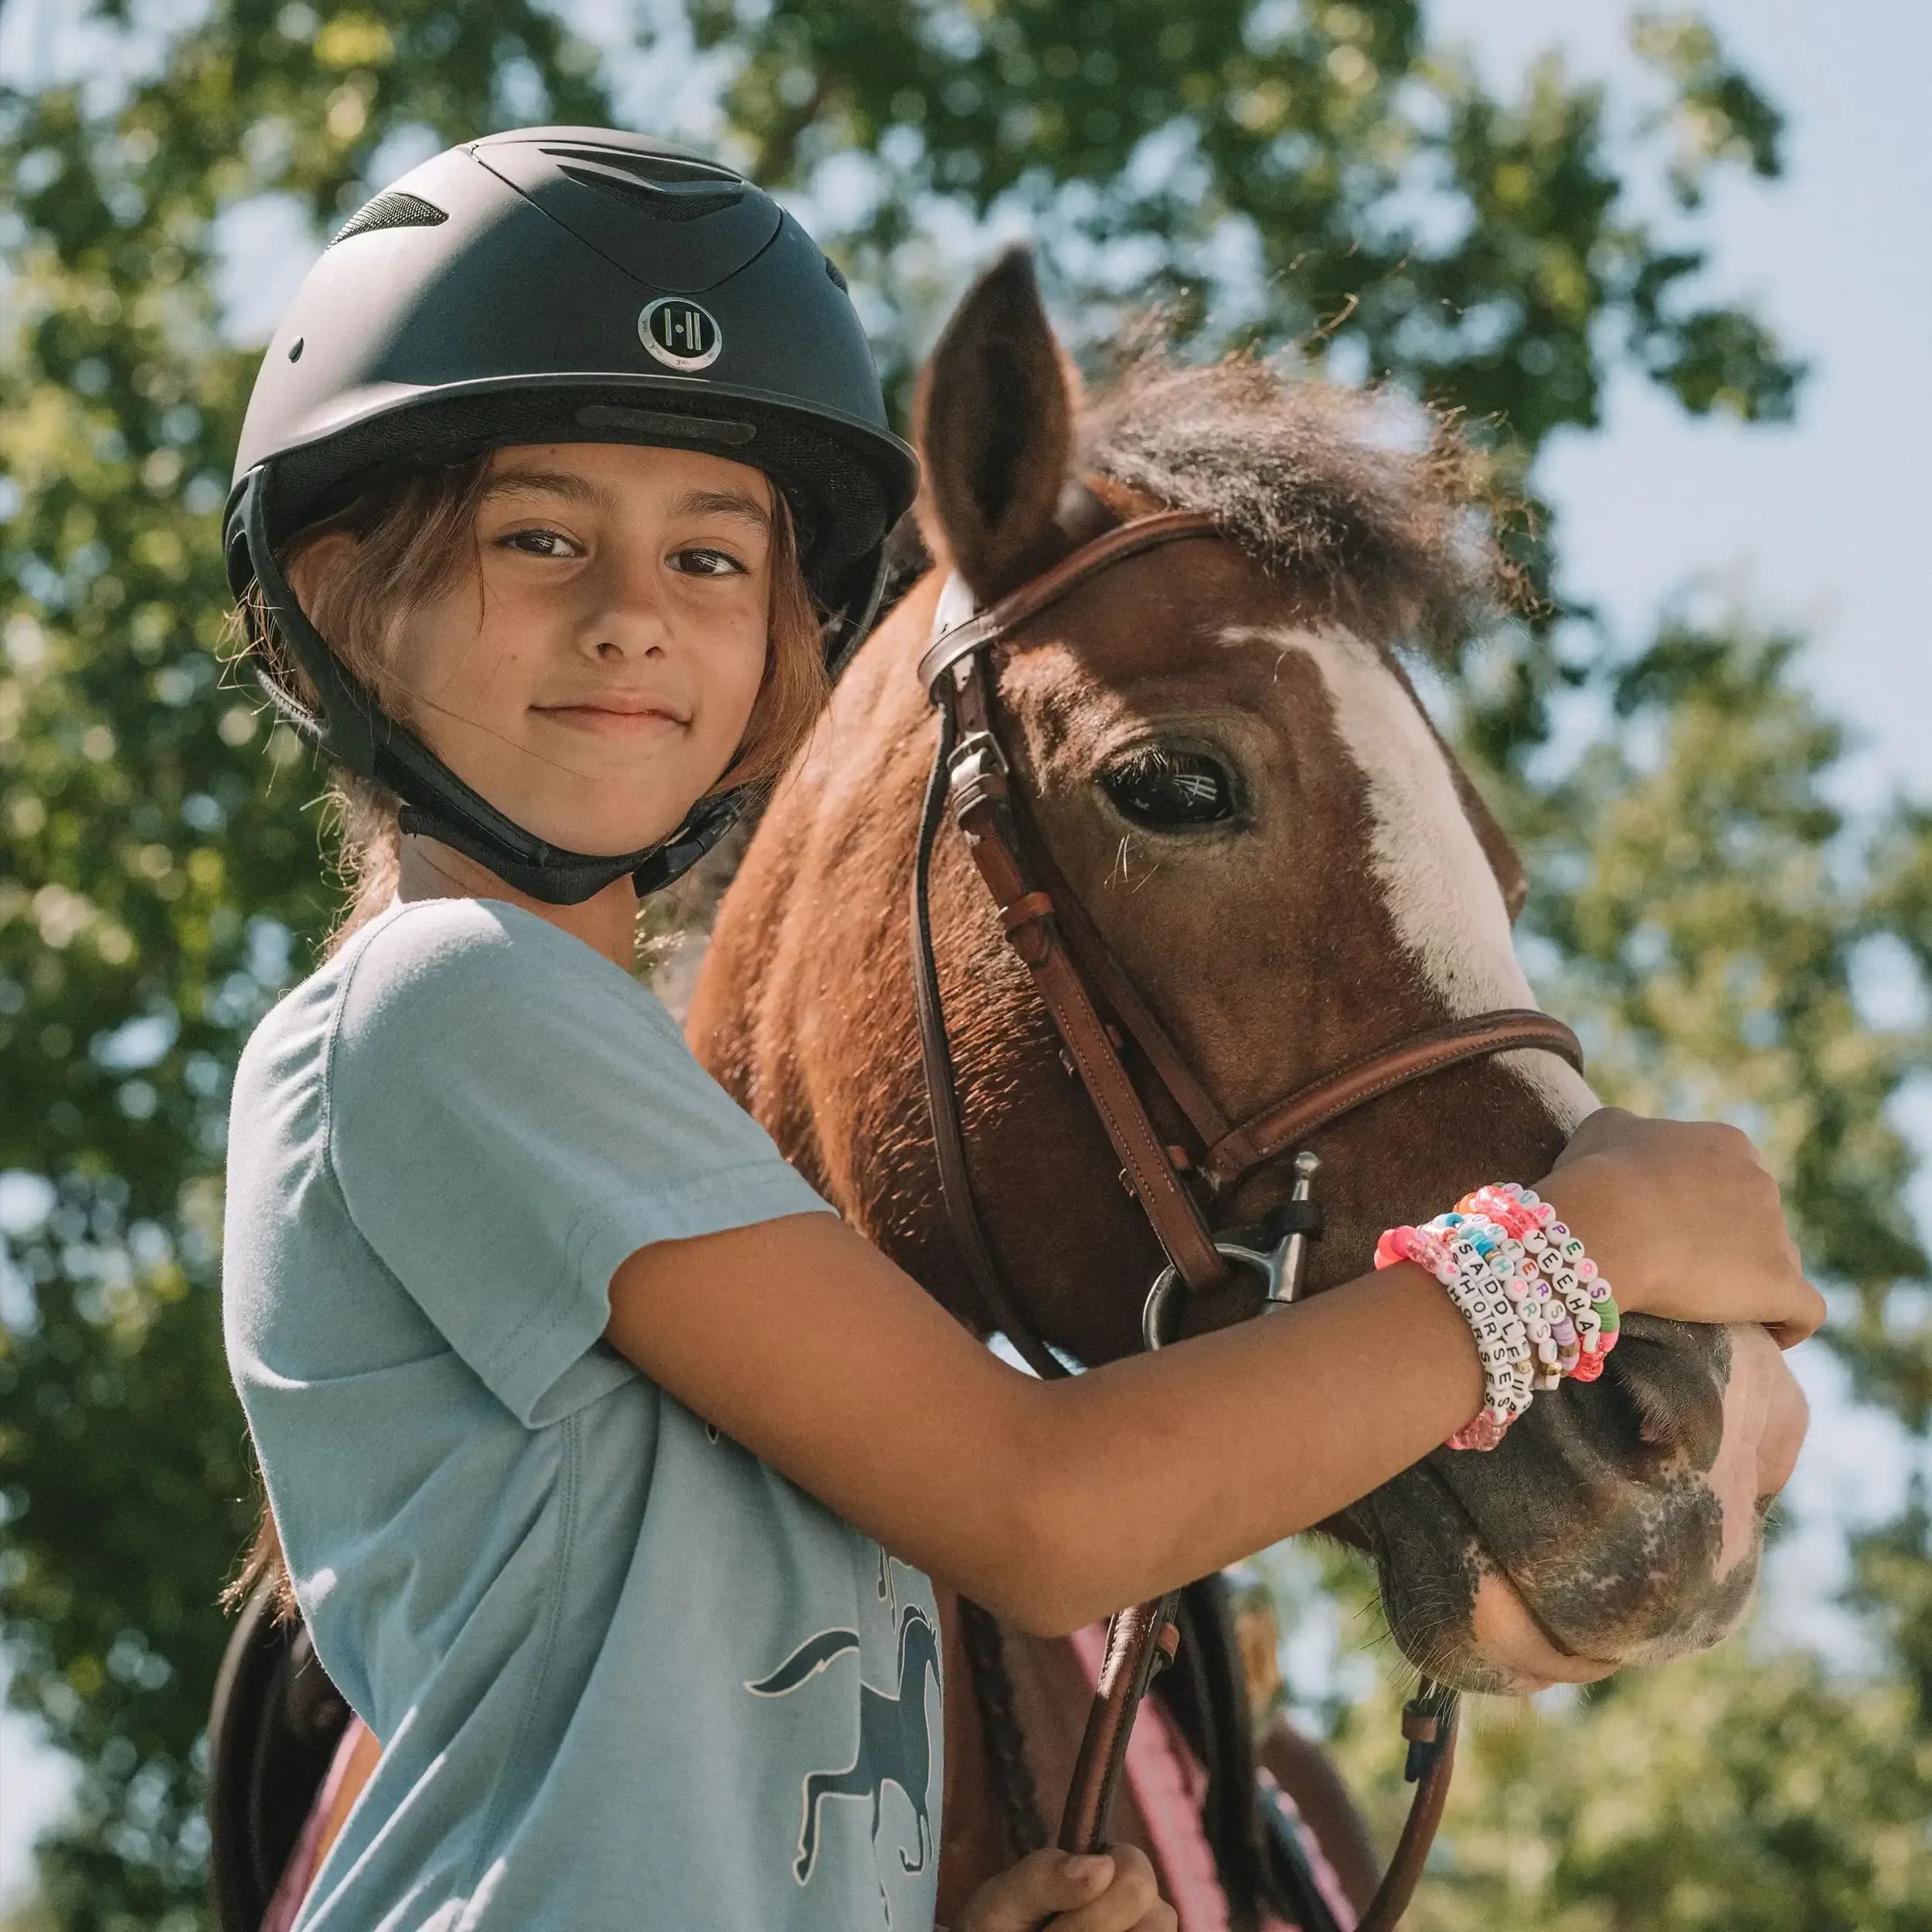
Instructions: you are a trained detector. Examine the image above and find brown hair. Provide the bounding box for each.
[219,447,831,1624]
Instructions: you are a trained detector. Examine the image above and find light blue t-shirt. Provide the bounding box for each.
[222,896,944,1932]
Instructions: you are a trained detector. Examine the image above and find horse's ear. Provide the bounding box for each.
[911,244,1082,604]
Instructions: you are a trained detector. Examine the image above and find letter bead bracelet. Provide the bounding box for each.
[1373,1182,1621,1451]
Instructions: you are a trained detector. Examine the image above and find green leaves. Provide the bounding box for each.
[1631,11,1786,205]
[694,0,1804,468]
[1524,621,1929,1304]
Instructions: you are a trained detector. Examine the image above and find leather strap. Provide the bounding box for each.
[910,698,1071,1383]
[1202,1010,1584,1192]
[1352,1694,1459,1932]
[1058,1592,1184,1854]
[940,648,1230,1294]
[1029,841,1236,1155]
[917,510,1221,695]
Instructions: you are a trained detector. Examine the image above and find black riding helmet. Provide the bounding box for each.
[224,127,920,903]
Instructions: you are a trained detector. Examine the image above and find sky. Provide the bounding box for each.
[3,0,1930,1908]
[1427,0,1931,818]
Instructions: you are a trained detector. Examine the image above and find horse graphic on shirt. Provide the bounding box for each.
[745,1600,941,1900]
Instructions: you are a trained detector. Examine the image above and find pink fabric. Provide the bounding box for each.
[1066,1623,1356,1932]
[260,1717,369,1932]
[1256,1764,1359,1931]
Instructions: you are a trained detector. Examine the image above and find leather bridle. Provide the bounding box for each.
[908,505,1586,1930]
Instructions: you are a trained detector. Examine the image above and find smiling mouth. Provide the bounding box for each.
[532,703,687,736]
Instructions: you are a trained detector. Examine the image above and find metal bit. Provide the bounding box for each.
[1269,1149,1321,1309]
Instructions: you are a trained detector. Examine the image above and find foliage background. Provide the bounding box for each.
[2,1,1928,1926]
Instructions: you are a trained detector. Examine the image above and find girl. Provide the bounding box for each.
[219,129,1821,1932]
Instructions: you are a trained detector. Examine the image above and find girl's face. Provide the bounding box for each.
[311,440,777,856]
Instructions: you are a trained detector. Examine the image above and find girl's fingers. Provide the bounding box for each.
[1044,1843,1163,1932]
[961,1849,1114,1932]
[1767,1286,1827,1350]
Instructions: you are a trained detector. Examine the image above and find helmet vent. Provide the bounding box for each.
[328,190,449,246]
[550,158,745,224]
[538,141,740,184]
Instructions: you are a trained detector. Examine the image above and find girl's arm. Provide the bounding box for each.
[612,1214,1473,1632]
[604,1114,1821,1636]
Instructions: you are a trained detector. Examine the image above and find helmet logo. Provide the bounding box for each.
[639,297,722,372]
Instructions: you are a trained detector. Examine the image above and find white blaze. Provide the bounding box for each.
[1219,621,1600,1130]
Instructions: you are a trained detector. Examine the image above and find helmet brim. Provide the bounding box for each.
[223,369,918,616]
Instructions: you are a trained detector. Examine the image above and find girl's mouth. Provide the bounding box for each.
[532,703,687,737]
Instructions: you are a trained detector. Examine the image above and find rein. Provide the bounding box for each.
[908,505,1585,1930]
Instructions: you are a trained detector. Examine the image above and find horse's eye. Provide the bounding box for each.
[1098,750,1236,828]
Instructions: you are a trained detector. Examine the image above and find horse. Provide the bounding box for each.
[682,245,1805,1927]
[206,247,1804,1932]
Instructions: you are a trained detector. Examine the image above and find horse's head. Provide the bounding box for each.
[689,248,1807,1697]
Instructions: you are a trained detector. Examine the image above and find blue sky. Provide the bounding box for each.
[3,0,1929,1906]
[1427,0,1931,818]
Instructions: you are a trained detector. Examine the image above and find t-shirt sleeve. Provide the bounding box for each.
[325,900,836,1427]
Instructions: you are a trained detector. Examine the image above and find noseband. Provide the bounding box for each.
[908,505,1585,1930]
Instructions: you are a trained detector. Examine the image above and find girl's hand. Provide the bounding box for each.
[954,1845,1175,1932]
[1538,1107,1825,1349]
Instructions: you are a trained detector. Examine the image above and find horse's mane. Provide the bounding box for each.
[873,335,1522,656]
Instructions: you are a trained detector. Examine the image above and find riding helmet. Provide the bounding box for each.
[224,127,920,903]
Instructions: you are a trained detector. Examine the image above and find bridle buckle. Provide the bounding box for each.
[1141,1151,1323,1351]
[947,730,1009,815]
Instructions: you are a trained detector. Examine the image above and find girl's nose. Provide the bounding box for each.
[581,556,670,659]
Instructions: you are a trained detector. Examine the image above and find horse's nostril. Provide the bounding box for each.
[1554,1335,1683,1481]
[1593,1314,1730,1471]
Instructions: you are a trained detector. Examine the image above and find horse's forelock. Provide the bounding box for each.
[1074,343,1519,654]
[872,338,1516,687]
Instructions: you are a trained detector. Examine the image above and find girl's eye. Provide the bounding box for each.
[1098,748,1238,828]
[498,527,577,558]
[492,532,747,575]
[670,546,747,577]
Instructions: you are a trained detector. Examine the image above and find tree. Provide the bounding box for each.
[2,3,1925,1923]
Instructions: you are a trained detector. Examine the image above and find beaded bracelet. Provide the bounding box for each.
[1456,1182,1621,1384]
[1374,1183,1620,1451]
[1375,1222,1528,1450]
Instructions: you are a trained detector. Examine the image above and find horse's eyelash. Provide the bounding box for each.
[1111,747,1185,778]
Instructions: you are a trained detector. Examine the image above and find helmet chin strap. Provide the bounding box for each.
[236,466,747,906]
[390,792,742,905]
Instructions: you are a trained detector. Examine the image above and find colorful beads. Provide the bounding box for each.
[1374,1182,1621,1451]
